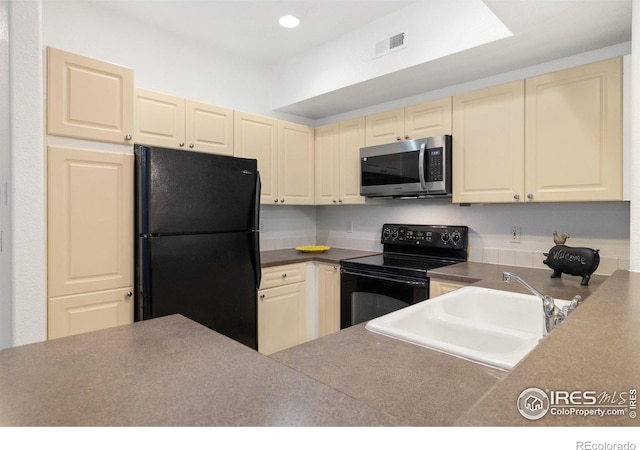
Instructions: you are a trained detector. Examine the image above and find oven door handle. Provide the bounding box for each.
[340,269,427,287]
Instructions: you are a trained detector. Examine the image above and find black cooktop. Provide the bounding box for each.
[340,224,469,279]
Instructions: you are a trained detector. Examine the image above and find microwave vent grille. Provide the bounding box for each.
[374,32,406,58]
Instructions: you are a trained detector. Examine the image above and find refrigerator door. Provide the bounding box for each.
[140,232,258,350]
[137,145,258,235]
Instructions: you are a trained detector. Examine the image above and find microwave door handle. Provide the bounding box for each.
[418,142,427,190]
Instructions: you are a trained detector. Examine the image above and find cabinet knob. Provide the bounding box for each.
[333,266,338,271]
[124,134,132,141]
[396,137,402,141]
[259,294,265,300]
[125,291,133,298]
[527,193,534,200]
[514,194,520,200]
[405,135,409,140]
[274,199,278,203]
[281,273,287,278]
[280,199,285,203]
[179,142,185,147]
[338,199,343,203]
[333,200,337,203]
[189,143,194,148]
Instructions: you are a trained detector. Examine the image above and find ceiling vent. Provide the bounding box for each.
[374,32,407,58]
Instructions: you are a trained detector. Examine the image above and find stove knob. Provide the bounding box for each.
[382,228,391,240]
[452,231,461,243]
[391,229,399,240]
[441,232,451,243]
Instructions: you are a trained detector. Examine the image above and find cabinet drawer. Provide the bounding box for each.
[260,263,306,289]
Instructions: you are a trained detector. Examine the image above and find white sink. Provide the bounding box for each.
[365,286,571,371]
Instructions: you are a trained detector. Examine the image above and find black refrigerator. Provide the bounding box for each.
[134,145,261,350]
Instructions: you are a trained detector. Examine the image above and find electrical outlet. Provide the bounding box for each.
[510,226,521,243]
[346,220,353,234]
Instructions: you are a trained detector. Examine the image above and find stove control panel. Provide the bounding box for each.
[381,224,468,250]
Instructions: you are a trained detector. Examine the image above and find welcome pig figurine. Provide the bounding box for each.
[542,242,600,286]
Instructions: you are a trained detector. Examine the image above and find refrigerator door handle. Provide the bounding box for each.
[253,171,262,289]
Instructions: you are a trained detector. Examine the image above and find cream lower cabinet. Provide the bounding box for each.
[315,117,365,205]
[258,263,307,355]
[453,58,622,204]
[429,279,468,298]
[47,47,134,144]
[364,97,452,146]
[47,146,134,339]
[317,263,341,337]
[134,88,234,155]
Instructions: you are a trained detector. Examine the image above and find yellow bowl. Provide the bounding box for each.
[295,245,331,253]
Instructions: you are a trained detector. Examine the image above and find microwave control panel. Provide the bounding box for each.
[381,224,468,250]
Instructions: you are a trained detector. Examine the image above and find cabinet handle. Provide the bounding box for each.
[125,291,133,298]
[514,194,520,200]
[527,193,534,200]
[259,294,265,300]
[124,134,132,141]
[179,142,185,147]
[281,273,287,279]
[189,143,194,148]
[332,266,338,271]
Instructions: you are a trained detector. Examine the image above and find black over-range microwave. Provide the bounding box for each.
[360,135,452,198]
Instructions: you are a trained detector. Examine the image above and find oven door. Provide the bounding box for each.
[340,267,429,329]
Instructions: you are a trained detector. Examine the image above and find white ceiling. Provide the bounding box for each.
[92,0,632,119]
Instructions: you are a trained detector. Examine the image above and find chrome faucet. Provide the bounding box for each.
[502,272,582,336]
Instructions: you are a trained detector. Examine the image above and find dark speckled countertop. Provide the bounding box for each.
[260,247,380,267]
[1,255,637,427]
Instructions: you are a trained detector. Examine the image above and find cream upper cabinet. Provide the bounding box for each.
[318,263,341,337]
[134,88,234,155]
[47,146,134,339]
[47,47,134,144]
[315,123,340,204]
[524,57,622,202]
[185,99,234,155]
[339,117,366,204]
[134,88,185,149]
[365,97,452,146]
[452,80,526,204]
[452,58,623,204]
[315,118,366,205]
[234,111,279,204]
[278,121,315,205]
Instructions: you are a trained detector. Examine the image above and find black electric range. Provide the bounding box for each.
[340,224,469,328]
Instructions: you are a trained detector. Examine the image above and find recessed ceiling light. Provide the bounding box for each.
[279,15,300,28]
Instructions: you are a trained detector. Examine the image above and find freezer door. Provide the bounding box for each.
[140,232,258,350]
[136,146,258,234]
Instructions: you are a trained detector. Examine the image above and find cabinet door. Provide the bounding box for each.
[48,287,134,339]
[525,58,622,202]
[48,146,133,297]
[318,263,340,337]
[258,282,306,355]
[278,121,315,205]
[315,123,340,205]
[404,97,452,140]
[339,117,366,204]
[47,47,134,144]
[365,108,404,146]
[133,88,185,149]
[185,99,234,156]
[452,80,525,203]
[234,111,278,204]
[430,280,467,298]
